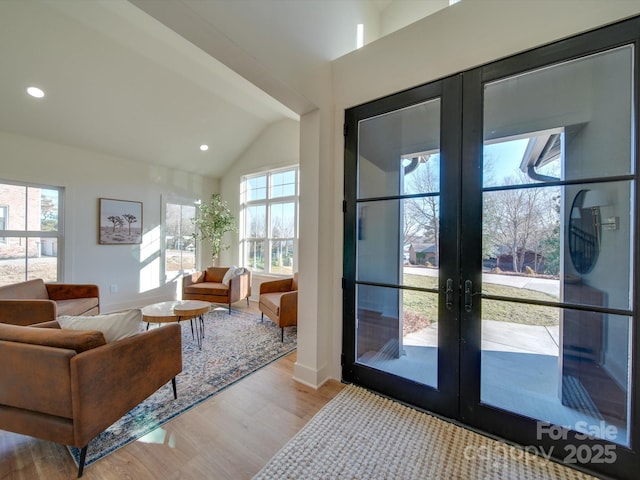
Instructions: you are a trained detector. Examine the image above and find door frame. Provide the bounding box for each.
[342,76,462,418]
[342,15,640,480]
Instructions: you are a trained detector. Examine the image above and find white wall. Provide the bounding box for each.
[380,0,448,36]
[0,130,217,312]
[218,118,300,297]
[325,0,640,381]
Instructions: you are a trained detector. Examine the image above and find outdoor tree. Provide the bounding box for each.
[485,173,558,274]
[192,193,237,264]
[40,196,57,231]
[404,157,440,263]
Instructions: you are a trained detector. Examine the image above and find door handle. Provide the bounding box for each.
[464,280,473,312]
[445,278,454,310]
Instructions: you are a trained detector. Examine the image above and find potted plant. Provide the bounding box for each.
[191,193,237,264]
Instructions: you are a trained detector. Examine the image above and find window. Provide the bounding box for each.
[241,167,298,275]
[163,196,196,281]
[0,181,63,286]
[0,206,7,243]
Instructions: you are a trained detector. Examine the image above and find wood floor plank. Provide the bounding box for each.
[0,303,344,480]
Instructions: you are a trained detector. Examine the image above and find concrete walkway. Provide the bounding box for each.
[404,266,560,298]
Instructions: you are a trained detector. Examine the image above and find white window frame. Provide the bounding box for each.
[161,194,198,282]
[241,166,299,275]
[0,180,64,284]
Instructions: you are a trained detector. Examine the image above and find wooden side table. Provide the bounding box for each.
[141,300,211,349]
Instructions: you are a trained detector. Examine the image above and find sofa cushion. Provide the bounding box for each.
[260,292,285,316]
[0,322,106,353]
[57,309,141,343]
[184,282,228,296]
[0,279,49,300]
[204,267,227,283]
[56,297,100,316]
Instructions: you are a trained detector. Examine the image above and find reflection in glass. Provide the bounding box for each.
[484,46,633,186]
[357,284,438,388]
[481,300,630,446]
[358,98,441,199]
[357,198,440,286]
[568,189,600,274]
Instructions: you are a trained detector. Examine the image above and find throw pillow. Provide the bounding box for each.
[58,309,141,343]
[222,265,238,286]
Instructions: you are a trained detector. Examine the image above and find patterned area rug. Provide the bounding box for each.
[68,307,296,468]
[254,384,597,480]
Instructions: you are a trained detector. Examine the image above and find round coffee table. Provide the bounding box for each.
[141,300,211,349]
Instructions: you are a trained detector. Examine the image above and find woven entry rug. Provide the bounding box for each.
[68,307,296,468]
[254,384,597,480]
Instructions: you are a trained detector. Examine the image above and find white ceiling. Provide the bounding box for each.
[0,0,440,179]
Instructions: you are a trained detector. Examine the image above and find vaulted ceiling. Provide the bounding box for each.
[0,0,445,178]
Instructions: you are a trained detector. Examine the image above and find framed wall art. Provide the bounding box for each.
[98,198,143,245]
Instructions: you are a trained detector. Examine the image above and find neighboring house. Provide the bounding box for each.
[484,246,546,274]
[408,243,438,266]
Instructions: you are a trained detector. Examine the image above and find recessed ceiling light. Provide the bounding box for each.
[26,86,45,98]
[200,144,209,151]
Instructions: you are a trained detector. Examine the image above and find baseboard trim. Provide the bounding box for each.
[293,360,332,389]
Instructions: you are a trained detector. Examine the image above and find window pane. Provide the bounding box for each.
[165,202,197,277]
[481,300,630,447]
[247,176,267,201]
[247,205,266,238]
[0,237,26,285]
[357,199,440,287]
[27,237,57,282]
[403,153,440,195]
[270,202,295,238]
[358,98,441,199]
[484,46,633,188]
[0,183,26,230]
[245,240,265,271]
[271,239,294,274]
[39,188,59,232]
[356,284,438,388]
[270,169,296,198]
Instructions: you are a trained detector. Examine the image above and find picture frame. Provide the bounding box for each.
[98,198,143,245]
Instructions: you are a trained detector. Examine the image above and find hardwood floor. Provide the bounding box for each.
[0,304,345,480]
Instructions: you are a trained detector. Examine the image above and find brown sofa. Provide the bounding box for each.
[0,279,100,326]
[182,267,251,313]
[259,273,298,341]
[0,320,182,477]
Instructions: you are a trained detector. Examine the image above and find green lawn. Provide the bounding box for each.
[402,273,559,327]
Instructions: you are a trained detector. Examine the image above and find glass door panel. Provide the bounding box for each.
[355,98,442,390]
[479,45,634,449]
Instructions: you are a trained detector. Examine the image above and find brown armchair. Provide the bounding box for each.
[0,320,182,477]
[259,273,298,341]
[182,267,251,313]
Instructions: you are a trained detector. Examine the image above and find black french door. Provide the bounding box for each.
[343,16,640,479]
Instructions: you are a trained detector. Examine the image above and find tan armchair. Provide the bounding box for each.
[259,273,298,341]
[182,267,251,313]
[0,320,182,477]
